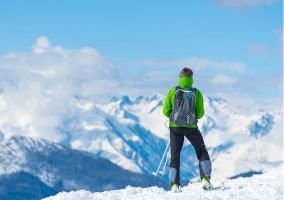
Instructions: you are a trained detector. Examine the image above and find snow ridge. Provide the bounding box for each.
[44,167,284,200]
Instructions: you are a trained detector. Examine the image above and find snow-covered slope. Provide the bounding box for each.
[0,135,166,199]
[44,166,284,200]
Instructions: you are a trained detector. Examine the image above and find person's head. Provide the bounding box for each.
[179,67,193,78]
[178,67,193,89]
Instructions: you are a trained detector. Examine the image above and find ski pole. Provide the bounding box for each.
[152,140,170,176]
[160,146,170,175]
[159,119,171,175]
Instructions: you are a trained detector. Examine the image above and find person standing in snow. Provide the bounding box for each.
[163,67,212,192]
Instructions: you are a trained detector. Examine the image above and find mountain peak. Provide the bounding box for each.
[109,95,163,108]
[249,113,274,138]
[2,135,64,155]
[110,95,132,105]
[207,96,228,104]
[134,95,163,104]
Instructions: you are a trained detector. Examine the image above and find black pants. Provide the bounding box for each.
[169,127,211,185]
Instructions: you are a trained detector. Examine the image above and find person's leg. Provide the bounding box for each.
[169,127,184,185]
[184,128,211,180]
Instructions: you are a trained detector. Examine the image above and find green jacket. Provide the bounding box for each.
[163,76,205,128]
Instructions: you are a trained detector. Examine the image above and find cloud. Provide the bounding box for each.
[0,36,118,141]
[33,36,51,54]
[210,74,238,85]
[215,0,281,9]
[0,36,280,143]
[140,57,246,73]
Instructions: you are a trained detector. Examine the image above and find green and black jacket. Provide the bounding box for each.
[163,76,205,128]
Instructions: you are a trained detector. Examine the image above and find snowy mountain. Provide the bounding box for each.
[0,92,282,184]
[60,95,282,182]
[44,165,284,200]
[0,136,166,200]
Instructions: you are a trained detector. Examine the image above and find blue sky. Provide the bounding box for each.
[0,0,282,103]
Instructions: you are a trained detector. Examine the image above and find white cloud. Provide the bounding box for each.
[32,36,51,54]
[0,36,118,141]
[210,74,238,85]
[0,36,281,143]
[141,57,246,73]
[215,0,281,9]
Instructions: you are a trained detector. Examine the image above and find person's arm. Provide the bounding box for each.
[163,88,174,118]
[195,89,205,119]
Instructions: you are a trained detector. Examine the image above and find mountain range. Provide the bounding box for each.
[0,93,282,199]
[0,136,166,200]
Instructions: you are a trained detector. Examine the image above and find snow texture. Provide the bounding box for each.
[44,167,284,200]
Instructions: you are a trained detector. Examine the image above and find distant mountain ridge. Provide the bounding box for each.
[0,135,166,200]
[68,95,282,181]
[0,94,282,183]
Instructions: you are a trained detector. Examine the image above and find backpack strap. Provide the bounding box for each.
[191,87,197,94]
[175,86,197,93]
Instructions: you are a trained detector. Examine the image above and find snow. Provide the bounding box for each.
[44,168,284,200]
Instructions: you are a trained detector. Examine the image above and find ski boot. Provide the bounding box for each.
[170,183,180,193]
[201,177,213,190]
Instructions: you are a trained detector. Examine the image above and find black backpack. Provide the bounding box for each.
[170,86,197,126]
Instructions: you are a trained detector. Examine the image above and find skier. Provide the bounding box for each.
[163,67,212,192]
